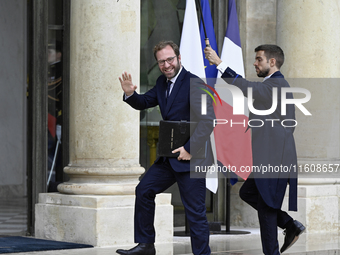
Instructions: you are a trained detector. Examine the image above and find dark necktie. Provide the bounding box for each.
[166,80,172,103]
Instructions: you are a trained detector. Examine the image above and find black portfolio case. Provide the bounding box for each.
[157,120,206,158]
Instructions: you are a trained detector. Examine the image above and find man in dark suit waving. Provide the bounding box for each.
[117,41,215,255]
[205,44,305,255]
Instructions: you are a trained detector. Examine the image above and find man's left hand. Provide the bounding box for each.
[172,146,192,161]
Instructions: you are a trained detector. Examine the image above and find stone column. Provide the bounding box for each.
[57,0,144,196]
[35,0,173,249]
[277,0,340,234]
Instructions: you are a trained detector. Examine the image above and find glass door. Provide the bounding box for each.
[26,0,70,235]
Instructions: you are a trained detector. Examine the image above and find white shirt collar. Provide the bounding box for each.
[166,66,183,96]
[263,72,275,81]
[168,66,183,85]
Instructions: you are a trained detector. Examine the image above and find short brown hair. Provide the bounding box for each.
[153,41,180,60]
[255,44,284,69]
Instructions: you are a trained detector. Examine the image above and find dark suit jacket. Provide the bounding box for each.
[124,67,215,173]
[222,67,298,211]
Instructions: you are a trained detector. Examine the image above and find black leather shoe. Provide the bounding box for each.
[116,243,155,255]
[280,220,305,253]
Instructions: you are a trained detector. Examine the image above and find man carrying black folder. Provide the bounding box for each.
[117,41,215,255]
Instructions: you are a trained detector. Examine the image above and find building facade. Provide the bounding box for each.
[1,0,339,244]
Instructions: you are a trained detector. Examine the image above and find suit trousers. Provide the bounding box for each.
[239,178,292,255]
[134,159,210,255]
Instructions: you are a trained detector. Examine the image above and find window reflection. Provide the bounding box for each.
[47,39,62,191]
[47,0,64,191]
[140,0,185,170]
[139,0,213,228]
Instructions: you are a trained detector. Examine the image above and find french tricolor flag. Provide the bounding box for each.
[218,0,245,78]
[180,0,252,192]
[213,0,252,182]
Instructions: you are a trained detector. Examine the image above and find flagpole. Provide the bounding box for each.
[195,0,210,47]
[196,0,213,66]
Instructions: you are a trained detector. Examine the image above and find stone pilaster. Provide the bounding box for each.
[238,0,277,78]
[277,0,340,233]
[277,0,340,180]
[277,0,340,78]
[277,0,340,164]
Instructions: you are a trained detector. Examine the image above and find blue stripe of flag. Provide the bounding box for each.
[199,0,218,79]
[225,0,241,47]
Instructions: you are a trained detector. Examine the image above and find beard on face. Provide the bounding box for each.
[162,59,181,79]
[256,66,270,78]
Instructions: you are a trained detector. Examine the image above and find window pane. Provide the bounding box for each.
[140,0,185,170]
[48,0,63,26]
